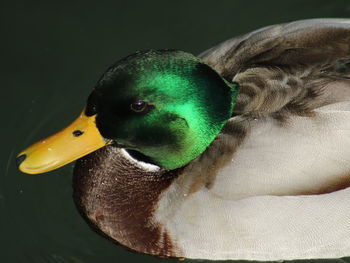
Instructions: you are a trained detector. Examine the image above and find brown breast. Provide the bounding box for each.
[73,146,182,257]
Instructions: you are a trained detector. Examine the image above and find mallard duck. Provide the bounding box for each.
[16,18,350,261]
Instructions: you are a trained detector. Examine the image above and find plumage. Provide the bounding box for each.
[17,18,350,260]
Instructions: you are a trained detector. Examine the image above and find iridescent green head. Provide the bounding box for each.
[86,50,238,170]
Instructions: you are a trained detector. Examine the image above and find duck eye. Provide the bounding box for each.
[130,101,148,113]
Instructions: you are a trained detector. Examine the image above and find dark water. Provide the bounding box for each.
[2,0,350,262]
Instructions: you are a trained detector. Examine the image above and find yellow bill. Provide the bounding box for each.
[16,110,110,174]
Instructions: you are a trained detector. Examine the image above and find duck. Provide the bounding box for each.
[16,18,350,261]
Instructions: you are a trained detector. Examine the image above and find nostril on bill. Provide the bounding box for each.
[72,130,84,137]
[16,154,27,167]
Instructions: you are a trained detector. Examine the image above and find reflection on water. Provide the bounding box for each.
[2,0,350,262]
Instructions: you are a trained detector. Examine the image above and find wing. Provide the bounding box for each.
[190,19,350,197]
[199,19,350,79]
[200,18,350,116]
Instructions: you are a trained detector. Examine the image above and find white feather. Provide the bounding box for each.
[120,148,160,172]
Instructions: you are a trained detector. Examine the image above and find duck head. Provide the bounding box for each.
[17,50,238,173]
